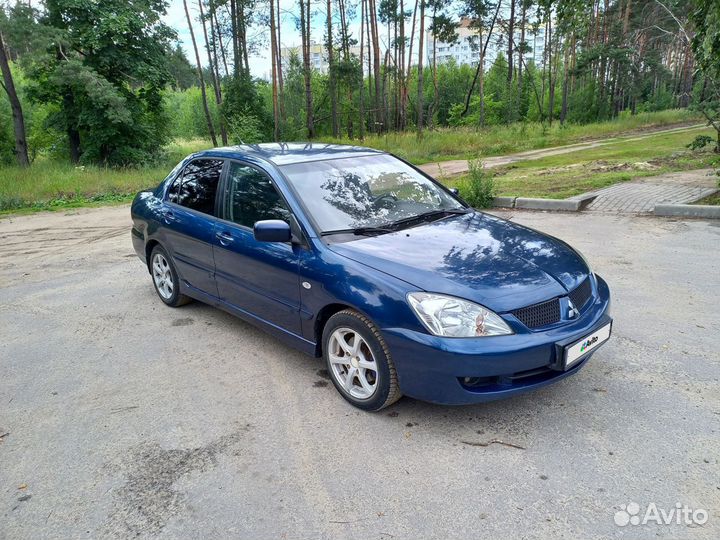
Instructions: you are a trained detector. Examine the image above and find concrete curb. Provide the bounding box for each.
[492,196,516,208]
[514,198,582,211]
[490,193,594,212]
[654,204,720,219]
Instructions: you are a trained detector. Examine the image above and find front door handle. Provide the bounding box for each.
[216,231,234,246]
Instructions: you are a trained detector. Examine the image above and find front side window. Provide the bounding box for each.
[279,154,463,233]
[226,162,291,228]
[169,159,224,215]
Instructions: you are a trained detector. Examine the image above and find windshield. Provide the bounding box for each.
[279,154,465,233]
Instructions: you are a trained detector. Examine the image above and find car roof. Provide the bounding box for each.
[194,142,386,166]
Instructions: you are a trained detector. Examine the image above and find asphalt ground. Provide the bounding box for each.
[1,206,718,539]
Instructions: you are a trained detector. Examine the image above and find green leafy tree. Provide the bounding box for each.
[167,45,197,91]
[25,0,176,165]
[222,73,272,143]
[691,0,720,152]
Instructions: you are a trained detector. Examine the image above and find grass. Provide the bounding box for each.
[322,109,703,164]
[0,138,211,213]
[693,191,720,205]
[446,127,719,199]
[0,110,708,213]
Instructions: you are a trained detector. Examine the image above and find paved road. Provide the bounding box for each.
[1,207,718,539]
[418,123,707,178]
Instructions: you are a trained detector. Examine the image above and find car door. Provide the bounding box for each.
[212,161,303,335]
[161,158,224,298]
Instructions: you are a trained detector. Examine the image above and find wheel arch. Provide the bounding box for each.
[145,239,161,274]
[314,302,367,357]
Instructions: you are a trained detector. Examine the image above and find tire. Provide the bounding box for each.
[322,309,402,411]
[149,245,191,307]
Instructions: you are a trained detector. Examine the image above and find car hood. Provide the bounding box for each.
[327,212,589,312]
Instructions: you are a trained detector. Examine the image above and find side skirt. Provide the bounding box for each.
[180,281,317,357]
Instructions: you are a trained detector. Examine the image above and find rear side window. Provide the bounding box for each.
[226,162,291,227]
[168,159,224,215]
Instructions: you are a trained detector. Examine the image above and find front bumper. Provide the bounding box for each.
[383,275,612,405]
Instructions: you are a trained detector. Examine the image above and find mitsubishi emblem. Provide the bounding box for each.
[567,299,579,319]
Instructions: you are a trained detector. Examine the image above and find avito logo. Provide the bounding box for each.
[580,335,598,352]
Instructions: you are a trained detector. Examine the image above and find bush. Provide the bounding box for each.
[686,134,715,151]
[458,159,495,208]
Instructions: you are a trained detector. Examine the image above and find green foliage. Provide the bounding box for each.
[691,0,720,152]
[0,112,708,212]
[19,0,176,166]
[222,74,272,142]
[226,107,265,144]
[692,0,720,78]
[687,135,715,151]
[458,159,495,208]
[165,86,221,139]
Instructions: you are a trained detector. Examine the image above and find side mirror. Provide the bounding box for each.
[449,187,459,195]
[253,220,292,243]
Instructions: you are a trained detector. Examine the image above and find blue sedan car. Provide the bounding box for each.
[131,143,611,411]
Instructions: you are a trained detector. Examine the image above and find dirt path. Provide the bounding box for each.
[0,205,132,288]
[418,123,707,178]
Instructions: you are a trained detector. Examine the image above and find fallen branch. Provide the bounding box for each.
[109,406,139,414]
[461,439,525,450]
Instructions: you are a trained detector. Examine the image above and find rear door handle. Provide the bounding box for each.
[161,210,175,223]
[216,231,234,245]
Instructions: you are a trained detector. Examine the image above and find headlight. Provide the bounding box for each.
[407,292,513,337]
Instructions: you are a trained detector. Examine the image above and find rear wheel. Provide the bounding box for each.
[150,245,191,307]
[322,310,401,411]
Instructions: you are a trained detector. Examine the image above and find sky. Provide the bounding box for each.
[163,0,409,80]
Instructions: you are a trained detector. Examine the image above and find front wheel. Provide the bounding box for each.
[322,310,401,411]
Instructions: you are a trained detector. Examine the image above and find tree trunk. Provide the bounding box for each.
[211,3,229,76]
[183,0,217,146]
[299,0,315,138]
[507,0,515,83]
[359,0,366,138]
[269,0,280,141]
[338,0,354,137]
[517,1,526,116]
[547,15,555,125]
[326,0,338,137]
[0,30,29,167]
[431,8,439,129]
[479,25,485,127]
[416,0,425,135]
[198,0,227,144]
[276,0,285,124]
[239,2,249,76]
[560,42,569,124]
[230,0,239,76]
[366,0,374,132]
[403,0,419,131]
[369,0,383,130]
[460,0,502,117]
[398,0,406,130]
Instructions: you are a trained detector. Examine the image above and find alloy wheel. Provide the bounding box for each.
[152,253,174,300]
[328,327,379,400]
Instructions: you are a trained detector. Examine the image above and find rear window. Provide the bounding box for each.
[168,159,224,215]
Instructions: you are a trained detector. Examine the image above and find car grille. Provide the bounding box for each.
[510,277,593,329]
[511,298,561,329]
[568,276,592,309]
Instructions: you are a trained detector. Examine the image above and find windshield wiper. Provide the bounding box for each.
[386,207,472,229]
[320,226,395,237]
